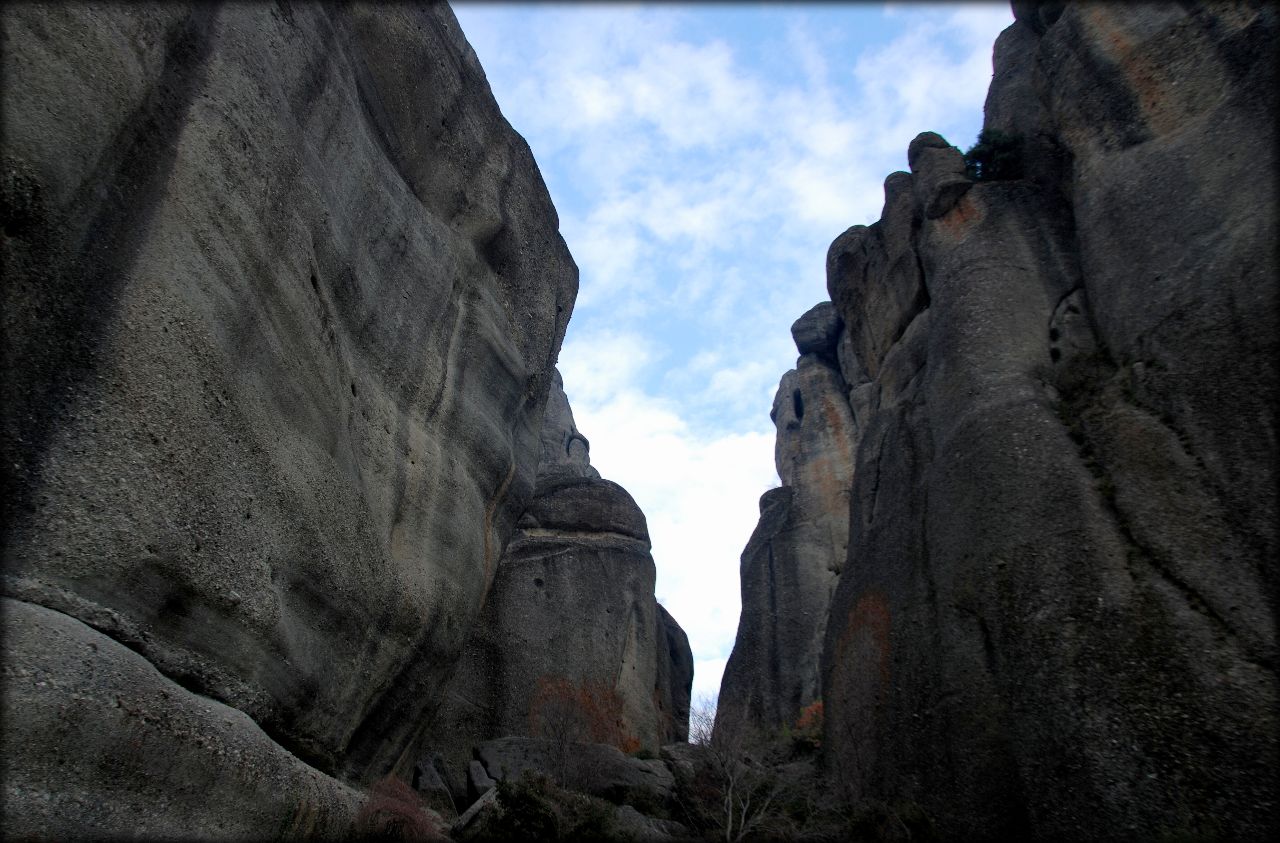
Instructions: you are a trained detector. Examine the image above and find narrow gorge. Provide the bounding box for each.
[3,2,1276,841]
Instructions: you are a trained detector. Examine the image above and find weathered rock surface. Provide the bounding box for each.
[540,368,601,481]
[717,311,856,738]
[655,603,694,743]
[790,301,842,361]
[1,0,575,835]
[2,598,363,839]
[474,737,675,805]
[424,370,693,798]
[820,4,1278,839]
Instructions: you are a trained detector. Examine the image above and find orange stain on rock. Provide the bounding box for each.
[937,191,983,239]
[1082,5,1208,140]
[833,590,893,685]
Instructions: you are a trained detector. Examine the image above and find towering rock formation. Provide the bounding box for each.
[717,2,1276,838]
[0,3,606,837]
[717,303,856,737]
[426,370,693,794]
[655,603,695,744]
[816,3,1277,838]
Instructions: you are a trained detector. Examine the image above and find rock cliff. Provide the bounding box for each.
[821,3,1278,838]
[716,303,855,738]
[721,2,1277,838]
[425,370,693,801]
[0,3,651,837]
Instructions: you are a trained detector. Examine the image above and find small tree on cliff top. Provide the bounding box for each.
[963,129,1023,181]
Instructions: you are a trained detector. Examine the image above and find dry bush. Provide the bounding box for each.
[352,774,447,842]
[678,697,797,842]
[791,700,823,753]
[459,773,619,842]
[528,676,645,791]
[529,676,638,750]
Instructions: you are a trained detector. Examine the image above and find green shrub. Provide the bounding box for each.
[963,129,1023,181]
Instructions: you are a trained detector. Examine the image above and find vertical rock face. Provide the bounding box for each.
[717,303,856,737]
[2,2,576,835]
[425,370,693,794]
[820,3,1278,839]
[655,603,695,744]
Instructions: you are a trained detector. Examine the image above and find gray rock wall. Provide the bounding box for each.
[655,603,694,743]
[717,304,856,737]
[2,1,575,834]
[821,3,1277,838]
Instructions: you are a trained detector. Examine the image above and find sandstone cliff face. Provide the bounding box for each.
[426,371,693,797]
[819,3,1277,838]
[717,303,856,738]
[2,3,576,836]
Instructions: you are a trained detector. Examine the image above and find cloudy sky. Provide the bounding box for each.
[453,2,1013,704]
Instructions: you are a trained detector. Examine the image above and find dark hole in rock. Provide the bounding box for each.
[1050,348,1062,362]
[350,382,357,397]
[161,594,191,619]
[793,389,804,421]
[534,577,544,588]
[1049,328,1060,341]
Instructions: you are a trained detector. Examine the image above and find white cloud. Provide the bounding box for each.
[558,341,779,699]
[854,5,1013,158]
[456,0,1012,707]
[693,657,730,707]
[558,329,661,406]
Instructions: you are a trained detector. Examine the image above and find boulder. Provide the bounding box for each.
[658,742,701,783]
[451,787,499,838]
[467,759,496,802]
[907,131,972,219]
[1,598,363,840]
[476,737,675,805]
[611,805,692,841]
[790,301,842,360]
[410,754,457,818]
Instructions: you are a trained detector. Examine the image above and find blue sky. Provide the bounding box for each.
[452,1,1013,705]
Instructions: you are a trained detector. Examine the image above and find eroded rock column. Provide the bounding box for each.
[716,303,856,738]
